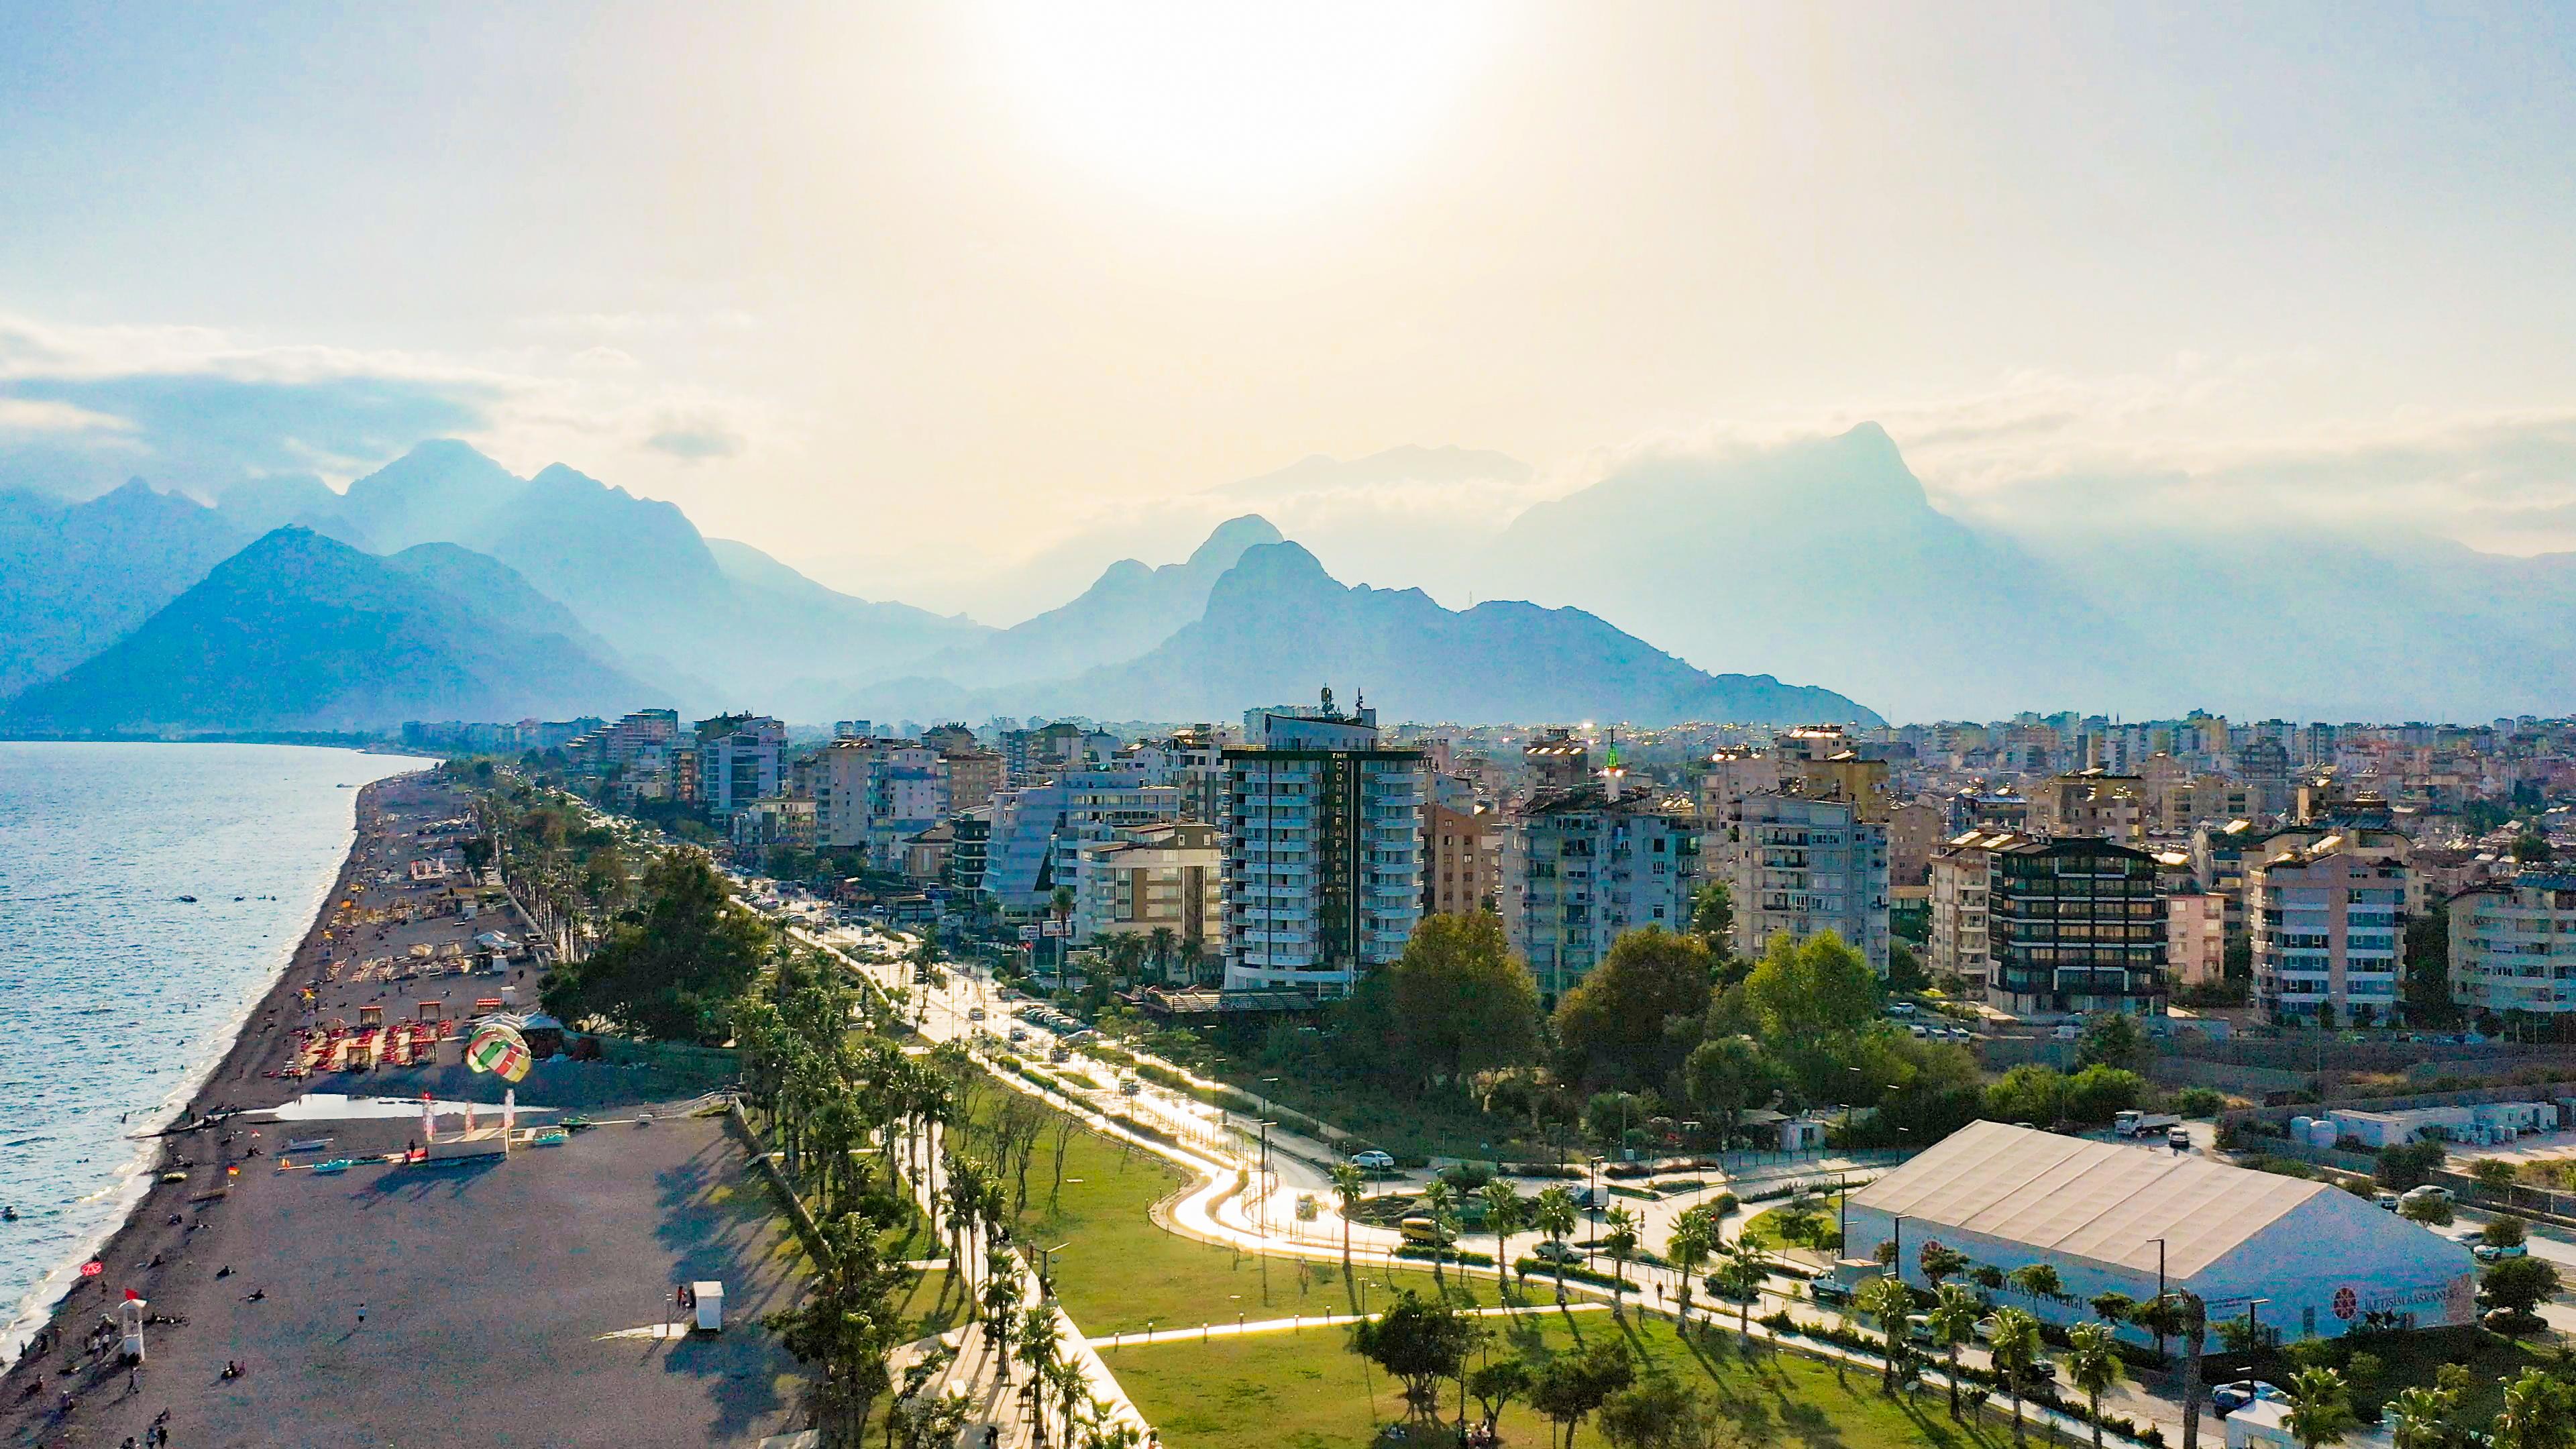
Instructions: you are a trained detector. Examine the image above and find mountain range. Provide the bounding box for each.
[0,440,1879,734]
[2,529,657,734]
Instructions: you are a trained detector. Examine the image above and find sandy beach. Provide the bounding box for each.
[1,769,804,1448]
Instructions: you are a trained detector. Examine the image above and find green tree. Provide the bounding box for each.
[1598,1370,1713,1449]
[2089,1291,2137,1325]
[2376,1139,2447,1190]
[541,847,772,1041]
[2513,835,2554,864]
[1529,1338,1633,1449]
[1601,1205,1642,1311]
[1682,1035,1777,1148]
[1742,930,1880,1040]
[1535,1185,1579,1303]
[1468,1359,1533,1444]
[2492,1368,2576,1449]
[764,1210,908,1444]
[1482,1180,1526,1293]
[2404,904,2459,1026]
[1716,1247,1769,1348]
[2064,1064,2147,1123]
[2400,1194,2454,1227]
[2066,1321,2125,1449]
[1919,1242,1969,1289]
[1388,910,1544,1089]
[2481,1255,2563,1318]
[1688,879,1735,954]
[1347,1291,1477,1417]
[2008,1263,2063,1302]
[1927,1283,1982,1421]
[1885,940,1931,993]
[1988,1306,2044,1449]
[2284,1366,2359,1449]
[2078,1012,2145,1070]
[1666,1209,1715,1326]
[1858,1275,1915,1395]
[1985,1065,2072,1125]
[1552,927,1715,1090]
[2471,1159,2520,1195]
[1418,1179,1460,1289]
[1331,1161,1366,1269]
[2385,1383,2462,1449]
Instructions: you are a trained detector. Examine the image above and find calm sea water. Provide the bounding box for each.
[0,742,433,1354]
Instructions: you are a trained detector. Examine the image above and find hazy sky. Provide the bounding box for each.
[7,3,2576,617]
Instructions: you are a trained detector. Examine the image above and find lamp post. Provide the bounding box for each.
[1891,1215,1908,1282]
[2147,1236,2169,1358]
[2243,1296,2271,1371]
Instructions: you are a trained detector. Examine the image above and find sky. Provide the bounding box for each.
[5,2,2576,620]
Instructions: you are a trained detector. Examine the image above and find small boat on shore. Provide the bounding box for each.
[177,896,198,904]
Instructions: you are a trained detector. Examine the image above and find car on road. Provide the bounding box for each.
[1349,1150,1397,1171]
[1532,1240,1582,1264]
[967,1006,987,1021]
[2402,1184,2454,1208]
[2375,1191,2402,1211]
[1007,1027,1028,1043]
[1399,1217,1457,1247]
[2476,1242,2529,1261]
[2212,1381,2289,1417]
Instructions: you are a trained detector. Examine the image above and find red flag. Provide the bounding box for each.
[78,1260,102,1277]
[123,1288,141,1301]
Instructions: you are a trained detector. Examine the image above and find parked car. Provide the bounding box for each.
[2477,1242,2529,1262]
[1532,1240,1582,1265]
[2212,1381,2289,1417]
[2402,1184,2454,1207]
[967,1006,987,1021]
[2374,1191,2402,1211]
[1399,1217,1457,1247]
[1350,1149,1397,1171]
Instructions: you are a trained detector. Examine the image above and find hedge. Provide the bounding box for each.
[1513,1258,1639,1291]
[1396,1246,1497,1267]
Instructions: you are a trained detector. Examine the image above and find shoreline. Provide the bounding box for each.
[0,770,427,1362]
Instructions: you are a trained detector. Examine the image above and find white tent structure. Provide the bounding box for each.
[1847,1121,2475,1343]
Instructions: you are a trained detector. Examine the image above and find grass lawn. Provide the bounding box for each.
[957,1089,1519,1333]
[2235,1324,2559,1428]
[1739,1196,1846,1254]
[1205,1064,1560,1163]
[1112,1302,2017,1449]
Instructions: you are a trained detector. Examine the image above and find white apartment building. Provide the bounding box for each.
[2248,841,2407,1024]
[1714,790,1890,970]
[1503,780,1702,999]
[1927,830,2012,989]
[812,737,949,869]
[2451,872,2576,1017]
[1073,822,1223,973]
[1222,696,1426,996]
[696,715,786,819]
[981,768,1183,920]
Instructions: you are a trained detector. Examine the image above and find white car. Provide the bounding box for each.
[1350,1150,1397,1171]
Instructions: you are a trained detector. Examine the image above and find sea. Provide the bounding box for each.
[0,741,434,1356]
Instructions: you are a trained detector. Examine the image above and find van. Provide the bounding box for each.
[1400,1217,1456,1247]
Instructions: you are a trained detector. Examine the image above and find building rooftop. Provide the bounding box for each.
[1847,1120,2326,1279]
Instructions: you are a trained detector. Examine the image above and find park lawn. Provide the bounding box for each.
[1111,1302,2015,1449]
[1739,1195,1846,1254]
[2276,1324,2555,1428]
[1207,1063,1560,1165]
[986,1096,1514,1333]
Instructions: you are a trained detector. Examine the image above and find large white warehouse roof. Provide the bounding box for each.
[1847,1120,2329,1279]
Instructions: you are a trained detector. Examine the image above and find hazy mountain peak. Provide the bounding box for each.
[529,461,611,494]
[1184,513,1283,570]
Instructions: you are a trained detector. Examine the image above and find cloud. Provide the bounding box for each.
[647,424,747,461]
[0,311,779,502]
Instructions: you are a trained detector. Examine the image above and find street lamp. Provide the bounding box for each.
[2146,1236,2169,1358]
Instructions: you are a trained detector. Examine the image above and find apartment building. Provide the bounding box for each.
[1715,791,1890,971]
[1074,822,1223,970]
[2167,890,2229,987]
[813,737,949,869]
[2247,842,2406,1024]
[942,750,1004,812]
[981,769,1183,920]
[1927,829,2015,990]
[2029,769,2147,843]
[2451,872,2576,1018]
[1502,780,1702,998]
[694,714,786,819]
[1425,802,1494,917]
[1985,837,2167,1018]
[1221,695,1426,996]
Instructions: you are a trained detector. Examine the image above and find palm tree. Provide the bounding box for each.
[1717,1247,1768,1348]
[1016,1306,1061,1441]
[2493,1368,2576,1449]
[981,1256,1023,1380]
[1857,1275,1915,1395]
[2385,1384,2460,1449]
[1534,1186,1578,1304]
[2066,1321,2125,1449]
[1601,1204,1642,1310]
[1919,1242,1969,1289]
[1988,1305,2043,1449]
[1417,1180,1459,1291]
[2284,1366,2359,1449]
[1331,1161,1366,1268]
[1927,1282,1982,1421]
[1666,1211,1714,1328]
[1145,925,1178,984]
[1481,1181,1525,1297]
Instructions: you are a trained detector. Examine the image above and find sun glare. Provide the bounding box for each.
[974,1,1509,214]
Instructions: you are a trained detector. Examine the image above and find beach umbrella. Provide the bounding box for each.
[466,1023,531,1083]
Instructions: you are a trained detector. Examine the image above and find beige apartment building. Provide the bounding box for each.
[1425,802,1494,917]
[1075,822,1222,971]
[1928,830,2011,991]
